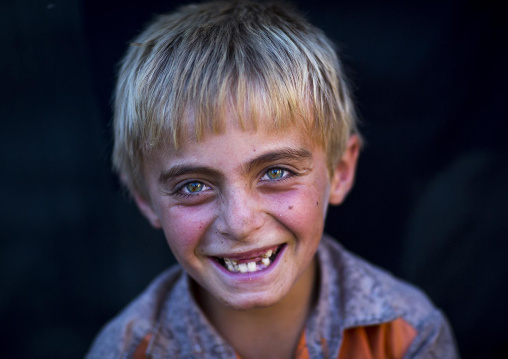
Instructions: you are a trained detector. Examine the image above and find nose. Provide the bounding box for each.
[215,186,264,241]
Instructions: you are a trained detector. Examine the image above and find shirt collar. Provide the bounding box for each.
[305,235,399,358]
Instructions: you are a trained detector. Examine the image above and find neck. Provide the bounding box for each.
[195,257,318,359]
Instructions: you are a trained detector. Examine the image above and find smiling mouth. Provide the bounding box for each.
[215,245,282,273]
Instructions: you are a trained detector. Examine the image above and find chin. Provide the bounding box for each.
[218,289,287,311]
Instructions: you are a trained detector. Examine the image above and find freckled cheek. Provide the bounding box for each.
[267,187,326,229]
[161,206,214,256]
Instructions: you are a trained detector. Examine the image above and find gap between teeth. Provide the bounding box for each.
[222,249,275,273]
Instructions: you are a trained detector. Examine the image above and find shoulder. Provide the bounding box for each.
[320,235,434,322]
[86,265,183,359]
[319,235,458,358]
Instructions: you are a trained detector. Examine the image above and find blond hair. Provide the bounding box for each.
[113,0,359,197]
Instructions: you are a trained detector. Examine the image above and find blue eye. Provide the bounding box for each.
[184,182,204,193]
[266,168,285,179]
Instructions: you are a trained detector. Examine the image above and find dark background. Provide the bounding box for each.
[2,0,506,357]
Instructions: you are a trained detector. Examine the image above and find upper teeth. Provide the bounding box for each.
[221,247,277,273]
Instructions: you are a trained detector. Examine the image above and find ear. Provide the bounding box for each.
[329,134,361,205]
[131,189,162,229]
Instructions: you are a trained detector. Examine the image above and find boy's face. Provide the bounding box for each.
[134,118,358,311]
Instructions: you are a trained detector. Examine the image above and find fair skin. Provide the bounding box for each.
[133,118,359,358]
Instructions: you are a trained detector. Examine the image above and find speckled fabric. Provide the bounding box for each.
[87,235,459,358]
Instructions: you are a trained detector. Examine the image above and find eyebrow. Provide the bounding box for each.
[244,147,312,173]
[158,147,312,184]
[159,166,223,184]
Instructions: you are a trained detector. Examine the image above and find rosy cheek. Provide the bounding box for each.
[162,206,214,255]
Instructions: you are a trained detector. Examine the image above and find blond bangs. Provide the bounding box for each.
[113,1,357,195]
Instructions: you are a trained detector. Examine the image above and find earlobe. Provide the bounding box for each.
[329,134,360,205]
[131,189,162,229]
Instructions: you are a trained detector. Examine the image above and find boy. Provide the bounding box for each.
[88,1,458,358]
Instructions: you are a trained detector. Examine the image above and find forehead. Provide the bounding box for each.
[174,115,314,157]
[149,97,321,156]
[143,115,324,174]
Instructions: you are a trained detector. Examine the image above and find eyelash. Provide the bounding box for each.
[172,181,211,197]
[260,167,296,182]
[172,167,297,198]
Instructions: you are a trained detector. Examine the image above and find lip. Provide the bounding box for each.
[209,244,287,281]
[212,244,282,260]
